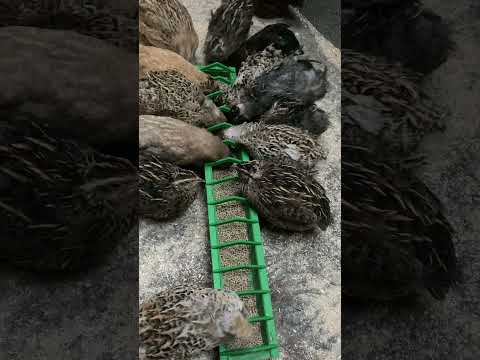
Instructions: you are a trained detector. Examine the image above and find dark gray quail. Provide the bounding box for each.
[258,101,330,135]
[231,59,328,126]
[139,70,226,128]
[139,115,230,166]
[233,159,332,232]
[0,121,137,272]
[342,142,456,300]
[139,153,203,221]
[204,0,255,63]
[224,23,303,69]
[220,44,294,109]
[139,286,252,360]
[342,0,453,74]
[0,0,138,52]
[222,122,324,168]
[140,0,198,62]
[342,49,447,155]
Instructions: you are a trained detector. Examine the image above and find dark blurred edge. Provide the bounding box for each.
[0,1,139,360]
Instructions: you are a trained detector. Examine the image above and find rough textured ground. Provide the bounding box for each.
[303,0,340,47]
[139,1,341,360]
[342,1,480,359]
[0,228,139,360]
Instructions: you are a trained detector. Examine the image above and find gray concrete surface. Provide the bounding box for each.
[0,227,139,360]
[302,0,340,48]
[140,1,341,360]
[342,1,480,359]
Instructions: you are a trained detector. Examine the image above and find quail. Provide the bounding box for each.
[140,0,199,62]
[139,153,203,221]
[222,122,324,168]
[342,49,447,155]
[204,0,254,63]
[342,0,453,74]
[342,142,456,300]
[139,70,226,128]
[234,159,332,231]
[0,121,137,272]
[139,115,230,166]
[139,286,252,359]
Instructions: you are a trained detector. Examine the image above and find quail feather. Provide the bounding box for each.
[204,0,255,63]
[342,49,447,154]
[233,159,332,232]
[0,0,138,52]
[139,286,252,360]
[231,59,328,125]
[222,122,324,168]
[342,0,453,74]
[219,44,297,109]
[0,121,137,272]
[140,0,198,62]
[139,70,226,128]
[139,45,220,94]
[342,143,456,300]
[223,23,303,70]
[139,153,203,221]
[139,115,230,166]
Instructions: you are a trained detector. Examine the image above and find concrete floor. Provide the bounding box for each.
[140,1,341,360]
[302,0,340,48]
[342,1,480,359]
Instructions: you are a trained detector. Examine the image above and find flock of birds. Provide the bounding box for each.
[0,0,458,359]
[341,0,457,302]
[139,1,331,358]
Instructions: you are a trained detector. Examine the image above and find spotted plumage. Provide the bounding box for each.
[204,0,254,63]
[0,121,137,272]
[224,23,303,69]
[342,0,453,74]
[231,59,328,126]
[139,286,252,359]
[342,143,456,300]
[139,153,203,221]
[342,49,447,155]
[0,0,138,52]
[234,159,332,232]
[219,45,294,109]
[222,122,324,168]
[139,70,226,128]
[140,0,198,62]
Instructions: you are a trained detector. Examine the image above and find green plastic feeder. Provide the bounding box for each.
[200,65,280,360]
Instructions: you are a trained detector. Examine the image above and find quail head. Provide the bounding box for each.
[233,159,332,232]
[139,286,253,359]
